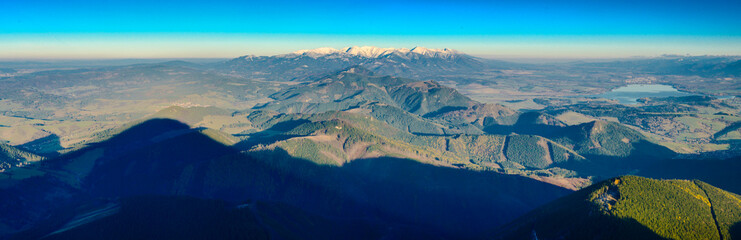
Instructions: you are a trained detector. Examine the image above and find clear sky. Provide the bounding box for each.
[1,0,740,59]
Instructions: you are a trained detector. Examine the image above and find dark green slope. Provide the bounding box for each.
[494,176,741,240]
[487,119,676,174]
[553,121,673,159]
[257,67,415,114]
[365,103,453,135]
[487,119,662,158]
[502,134,584,169]
[388,80,476,116]
[429,103,520,130]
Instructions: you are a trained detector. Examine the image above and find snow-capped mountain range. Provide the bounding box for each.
[283,46,463,59]
[221,46,488,81]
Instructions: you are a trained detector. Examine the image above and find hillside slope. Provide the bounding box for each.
[494,175,741,240]
[258,66,477,116]
[0,143,44,171]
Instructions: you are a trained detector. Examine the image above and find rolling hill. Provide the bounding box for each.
[257,66,477,116]
[234,108,595,188]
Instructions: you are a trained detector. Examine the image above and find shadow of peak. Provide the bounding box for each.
[45,118,209,170]
[265,119,312,132]
[421,106,469,118]
[514,111,565,126]
[233,118,351,150]
[77,119,238,197]
[95,118,191,146]
[148,106,232,126]
[18,134,63,157]
[255,150,573,237]
[731,221,741,239]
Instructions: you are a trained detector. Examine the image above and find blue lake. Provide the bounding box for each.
[594,84,696,105]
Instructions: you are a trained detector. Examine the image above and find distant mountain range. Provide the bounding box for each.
[216,46,489,81]
[577,55,741,78]
[286,46,464,59]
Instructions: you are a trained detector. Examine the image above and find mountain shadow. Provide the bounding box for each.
[731,222,741,239]
[199,149,572,238]
[18,196,388,240]
[495,211,671,240]
[483,112,566,137]
[233,119,312,150]
[640,157,741,195]
[0,118,572,239]
[421,106,469,118]
[18,134,62,157]
[33,196,271,240]
[0,118,236,237]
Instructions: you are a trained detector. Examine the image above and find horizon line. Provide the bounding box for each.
[1,53,740,62]
[2,34,741,59]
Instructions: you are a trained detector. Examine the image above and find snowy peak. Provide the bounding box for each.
[290,47,344,57]
[342,46,400,58]
[283,46,466,59]
[410,47,460,58]
[227,46,486,81]
[410,46,433,55]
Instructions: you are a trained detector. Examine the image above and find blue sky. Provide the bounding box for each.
[1,0,740,58]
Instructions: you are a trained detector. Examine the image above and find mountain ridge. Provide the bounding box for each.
[257,46,464,59]
[222,46,487,81]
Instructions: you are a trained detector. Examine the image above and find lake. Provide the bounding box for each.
[594,84,696,104]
